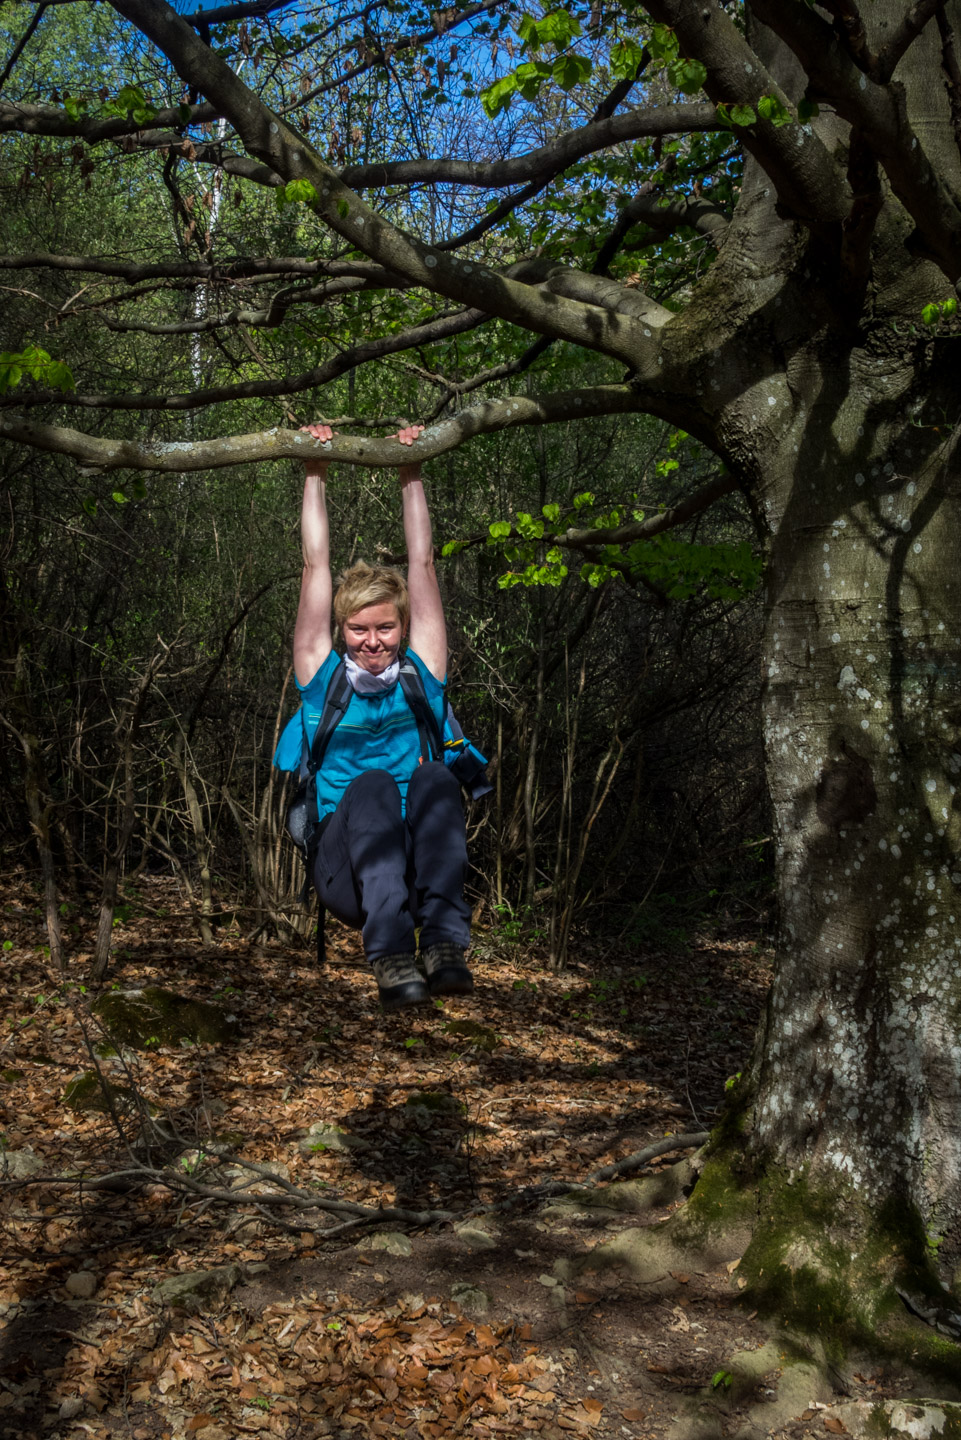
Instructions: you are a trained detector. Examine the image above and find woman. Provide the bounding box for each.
[290,421,473,1010]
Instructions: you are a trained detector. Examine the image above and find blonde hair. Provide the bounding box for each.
[333,561,409,632]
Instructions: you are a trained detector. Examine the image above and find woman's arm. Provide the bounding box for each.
[293,423,334,687]
[395,425,447,682]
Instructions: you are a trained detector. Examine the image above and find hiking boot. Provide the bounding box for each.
[371,953,430,1010]
[423,942,474,998]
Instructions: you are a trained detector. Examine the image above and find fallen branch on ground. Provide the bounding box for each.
[587,1131,710,1183]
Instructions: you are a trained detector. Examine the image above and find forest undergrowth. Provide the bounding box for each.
[0,875,904,1440]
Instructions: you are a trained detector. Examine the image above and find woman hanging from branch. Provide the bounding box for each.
[286,421,474,1010]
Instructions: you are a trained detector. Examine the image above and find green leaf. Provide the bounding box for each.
[797,97,820,123]
[488,520,512,539]
[943,296,958,316]
[517,12,539,47]
[553,53,592,91]
[667,56,707,95]
[112,491,128,504]
[921,302,940,325]
[541,502,560,524]
[276,178,318,209]
[757,93,793,127]
[336,197,350,219]
[514,59,553,100]
[540,9,583,48]
[580,561,616,588]
[481,72,517,117]
[105,84,157,125]
[0,345,74,395]
[610,38,645,83]
[45,361,75,390]
[729,103,757,127]
[648,23,679,63]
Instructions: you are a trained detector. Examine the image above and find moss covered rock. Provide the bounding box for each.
[358,1232,413,1256]
[152,1264,242,1313]
[62,1071,138,1114]
[831,1400,961,1438]
[91,987,240,1049]
[1,1148,44,1179]
[451,1281,492,1317]
[299,1122,370,1155]
[404,1090,465,1116]
[444,1019,500,1052]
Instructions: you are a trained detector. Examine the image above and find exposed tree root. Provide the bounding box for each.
[540,1148,961,1436]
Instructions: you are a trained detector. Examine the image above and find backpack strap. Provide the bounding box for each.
[296,660,353,925]
[306,660,353,776]
[397,657,445,764]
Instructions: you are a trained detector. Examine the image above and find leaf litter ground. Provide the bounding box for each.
[0,875,894,1440]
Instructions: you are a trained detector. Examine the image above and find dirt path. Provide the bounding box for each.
[1,876,896,1440]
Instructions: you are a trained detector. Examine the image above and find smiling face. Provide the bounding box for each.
[343,601,406,674]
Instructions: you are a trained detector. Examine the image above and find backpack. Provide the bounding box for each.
[276,656,491,961]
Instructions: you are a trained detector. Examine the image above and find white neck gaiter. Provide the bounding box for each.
[345,656,400,695]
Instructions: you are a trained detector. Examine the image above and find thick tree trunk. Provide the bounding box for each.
[741,337,961,1291]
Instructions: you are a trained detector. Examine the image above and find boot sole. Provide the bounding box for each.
[427,967,474,998]
[378,981,430,1011]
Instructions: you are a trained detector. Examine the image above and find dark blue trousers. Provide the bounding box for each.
[311,762,471,961]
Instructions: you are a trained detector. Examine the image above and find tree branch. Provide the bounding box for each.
[0,385,643,472]
[936,9,961,161]
[0,252,398,284]
[595,189,729,276]
[645,0,850,226]
[339,103,719,191]
[182,0,292,24]
[4,306,489,411]
[875,0,943,82]
[0,98,221,140]
[751,0,961,278]
[587,1131,710,1184]
[816,0,877,75]
[98,277,375,335]
[0,3,48,95]
[562,472,739,549]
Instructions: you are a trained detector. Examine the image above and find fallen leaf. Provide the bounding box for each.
[670,1272,690,1283]
[824,1418,847,1434]
[186,1417,216,1434]
[575,1292,598,1305]
[621,1407,645,1422]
